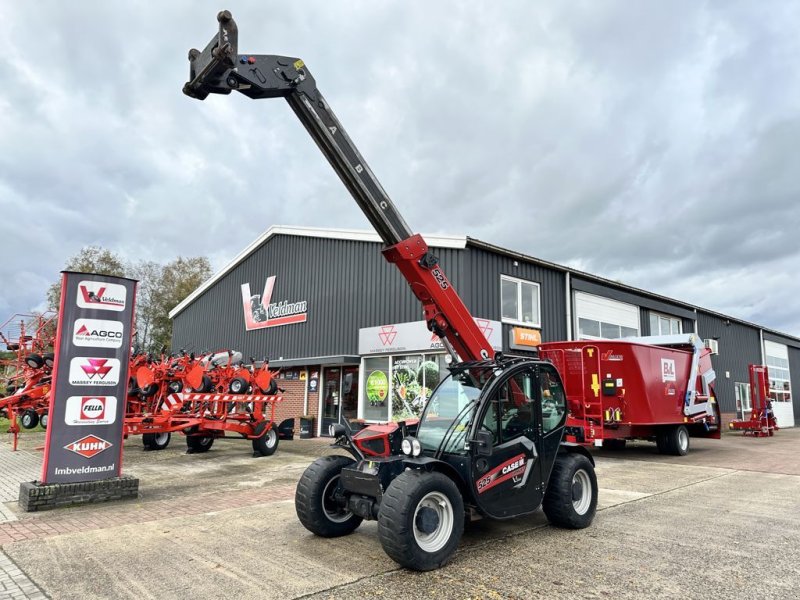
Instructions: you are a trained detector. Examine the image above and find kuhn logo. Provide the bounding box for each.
[76,281,126,311]
[379,326,398,346]
[72,319,124,348]
[65,396,117,426]
[241,276,308,330]
[64,435,112,459]
[68,357,121,386]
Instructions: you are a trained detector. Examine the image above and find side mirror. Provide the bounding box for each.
[473,430,493,457]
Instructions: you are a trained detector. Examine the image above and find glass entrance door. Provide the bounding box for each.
[321,367,342,435]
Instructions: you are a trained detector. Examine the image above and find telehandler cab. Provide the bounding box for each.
[184,11,597,571]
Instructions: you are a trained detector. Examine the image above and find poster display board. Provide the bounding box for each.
[41,272,137,484]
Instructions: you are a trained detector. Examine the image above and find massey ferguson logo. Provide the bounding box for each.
[65,396,117,426]
[72,318,124,348]
[76,280,126,311]
[240,276,308,330]
[68,357,121,386]
[379,326,398,346]
[64,434,113,459]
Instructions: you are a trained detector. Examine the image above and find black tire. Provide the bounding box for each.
[143,432,171,450]
[186,434,214,453]
[295,455,363,537]
[662,425,690,456]
[252,426,279,456]
[141,383,159,397]
[604,438,626,450]
[40,412,49,430]
[20,409,39,429]
[655,430,669,454]
[25,354,44,369]
[260,379,278,395]
[192,375,213,393]
[43,353,55,368]
[229,377,249,394]
[167,380,183,394]
[543,453,598,530]
[377,470,464,571]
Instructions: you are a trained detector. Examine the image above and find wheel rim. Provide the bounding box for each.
[412,491,454,553]
[266,428,277,448]
[155,432,170,446]
[678,429,689,452]
[200,437,213,447]
[40,414,48,427]
[22,413,33,428]
[231,380,243,393]
[321,474,352,523]
[572,469,592,515]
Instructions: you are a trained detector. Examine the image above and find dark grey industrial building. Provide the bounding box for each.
[170,226,799,436]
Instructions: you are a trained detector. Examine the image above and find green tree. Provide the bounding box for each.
[47,246,126,310]
[127,260,162,352]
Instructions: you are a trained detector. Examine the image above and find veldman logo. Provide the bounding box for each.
[76,280,126,312]
[64,434,113,459]
[64,396,117,426]
[68,357,121,386]
[72,318,124,348]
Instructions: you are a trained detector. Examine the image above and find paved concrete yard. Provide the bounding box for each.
[0,429,798,599]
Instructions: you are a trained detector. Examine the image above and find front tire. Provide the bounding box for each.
[543,453,598,529]
[377,470,464,571]
[296,455,363,537]
[143,432,171,450]
[252,426,279,456]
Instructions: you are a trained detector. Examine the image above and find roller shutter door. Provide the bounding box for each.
[574,292,640,340]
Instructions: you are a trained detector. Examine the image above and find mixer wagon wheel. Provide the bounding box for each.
[657,425,690,456]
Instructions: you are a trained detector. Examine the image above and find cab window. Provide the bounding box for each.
[480,371,536,444]
[540,365,566,433]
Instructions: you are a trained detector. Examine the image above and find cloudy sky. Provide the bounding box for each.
[1,1,798,336]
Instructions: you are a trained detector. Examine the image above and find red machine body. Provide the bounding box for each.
[540,337,721,445]
[728,364,778,437]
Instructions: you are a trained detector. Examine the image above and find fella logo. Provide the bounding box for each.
[64,435,113,459]
[240,276,308,330]
[64,396,117,426]
[76,281,126,312]
[68,357,121,386]
[72,318,124,348]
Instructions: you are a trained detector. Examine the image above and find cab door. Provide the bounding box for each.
[469,367,543,519]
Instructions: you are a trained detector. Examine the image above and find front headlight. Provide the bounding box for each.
[401,438,412,455]
[411,437,422,457]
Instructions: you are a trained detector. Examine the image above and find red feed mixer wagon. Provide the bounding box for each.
[540,334,721,455]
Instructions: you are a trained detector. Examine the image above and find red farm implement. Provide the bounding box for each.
[124,349,284,455]
[728,364,778,437]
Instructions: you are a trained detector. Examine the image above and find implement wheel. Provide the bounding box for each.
[143,432,171,451]
[543,453,597,529]
[40,412,48,430]
[252,426,279,456]
[296,455,363,537]
[25,354,44,369]
[20,410,39,430]
[186,434,214,453]
[377,470,464,571]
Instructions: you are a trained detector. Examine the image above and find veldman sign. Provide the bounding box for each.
[41,272,137,484]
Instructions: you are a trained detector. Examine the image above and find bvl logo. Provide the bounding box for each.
[76,281,126,311]
[240,276,308,330]
[64,435,113,459]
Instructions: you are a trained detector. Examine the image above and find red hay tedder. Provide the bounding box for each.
[728,364,778,437]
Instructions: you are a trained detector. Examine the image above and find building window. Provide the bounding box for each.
[764,343,792,403]
[573,292,639,341]
[734,382,751,420]
[501,275,541,327]
[577,318,638,340]
[649,312,682,335]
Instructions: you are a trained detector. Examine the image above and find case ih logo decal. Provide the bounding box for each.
[64,435,113,459]
[76,281,127,311]
[68,357,121,386]
[475,453,528,494]
[64,396,117,426]
[72,318,124,348]
[241,276,308,330]
[379,326,398,346]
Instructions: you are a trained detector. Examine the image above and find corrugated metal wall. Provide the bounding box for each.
[790,348,800,422]
[172,235,463,360]
[463,247,567,348]
[696,312,763,414]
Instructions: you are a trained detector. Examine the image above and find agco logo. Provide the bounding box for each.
[68,357,121,386]
[72,318,124,349]
[65,396,117,426]
[64,435,113,459]
[76,280,126,312]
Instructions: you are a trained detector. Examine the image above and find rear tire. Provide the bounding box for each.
[20,410,39,429]
[39,412,48,430]
[377,470,464,571]
[143,432,171,450]
[186,435,214,453]
[25,354,44,369]
[295,455,363,537]
[662,425,690,456]
[252,426,279,456]
[543,453,597,529]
